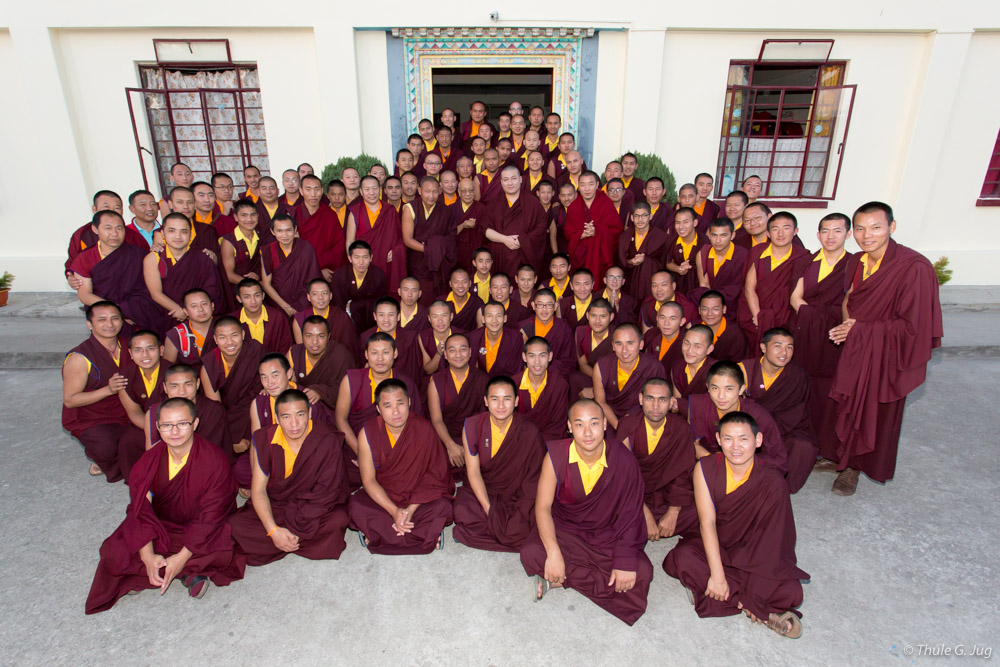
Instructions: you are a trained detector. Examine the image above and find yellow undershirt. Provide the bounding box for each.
[399,305,417,328]
[617,360,636,390]
[474,274,491,303]
[369,369,392,403]
[634,230,648,251]
[140,365,160,398]
[234,227,259,257]
[760,243,793,272]
[725,458,754,494]
[814,250,846,283]
[485,331,503,371]
[519,370,547,407]
[659,332,678,361]
[490,416,510,458]
[685,358,706,383]
[272,420,313,478]
[168,452,189,480]
[240,307,268,344]
[447,292,470,314]
[644,418,665,455]
[573,294,592,317]
[548,277,569,299]
[861,251,885,280]
[450,367,468,394]
[708,243,736,277]
[568,441,607,495]
[676,234,697,261]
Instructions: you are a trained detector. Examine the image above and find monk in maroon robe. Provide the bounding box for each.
[820,203,942,494]
[566,173,623,283]
[85,399,245,614]
[454,178,486,269]
[287,316,355,409]
[482,166,549,277]
[290,174,346,275]
[569,300,615,400]
[220,199,268,298]
[331,241,387,334]
[642,301,687,378]
[346,176,406,292]
[62,301,134,481]
[231,278,292,355]
[691,218,749,317]
[671,326,717,401]
[593,324,663,431]
[441,268,485,333]
[665,207,704,297]
[162,289,216,371]
[292,278,360,366]
[261,215,323,315]
[693,174,721,234]
[556,268,598,329]
[698,291,746,363]
[350,380,454,554]
[66,211,147,277]
[145,364,231,459]
[359,297,425,387]
[230,391,350,565]
[520,289,575,378]
[639,272,698,332]
[403,177,456,300]
[617,378,698,541]
[664,413,807,638]
[521,400,652,626]
[427,334,488,468]
[468,301,526,379]
[619,202,669,303]
[144,215,224,325]
[455,377,546,551]
[200,317,265,453]
[741,329,818,493]
[517,337,570,440]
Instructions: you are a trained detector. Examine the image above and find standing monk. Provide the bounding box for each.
[331,241,387,334]
[455,376,547,551]
[692,218,749,315]
[698,291,746,363]
[350,380,454,554]
[665,207,703,297]
[85,398,245,614]
[402,176,455,301]
[620,153,645,204]
[291,174,345,279]
[143,214,224,326]
[619,202,669,303]
[454,177,485,266]
[820,202,942,495]
[482,165,548,277]
[261,214,322,316]
[692,173,720,232]
[345,175,406,291]
[220,199,264,296]
[516,336,570,440]
[520,400,652,626]
[229,390,350,566]
[233,278,292,355]
[279,169,300,208]
[592,323,663,431]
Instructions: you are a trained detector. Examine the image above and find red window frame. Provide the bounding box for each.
[977,127,1000,207]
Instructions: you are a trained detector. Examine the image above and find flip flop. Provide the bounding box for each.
[766,611,803,639]
[437,529,445,551]
[185,576,210,599]
[685,587,695,606]
[89,463,103,476]
[356,530,368,549]
[534,575,552,602]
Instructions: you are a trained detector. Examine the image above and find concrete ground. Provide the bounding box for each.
[0,289,997,664]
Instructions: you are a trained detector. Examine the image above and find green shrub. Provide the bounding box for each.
[621,151,678,204]
[320,154,387,188]
[0,271,13,291]
[933,256,953,286]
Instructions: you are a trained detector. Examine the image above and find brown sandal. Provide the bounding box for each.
[766,611,803,639]
[832,468,860,496]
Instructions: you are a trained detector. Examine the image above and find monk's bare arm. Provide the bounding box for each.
[473,178,482,201]
[62,354,125,408]
[199,367,221,402]
[548,220,559,254]
[143,253,184,318]
[249,444,300,550]
[401,206,424,252]
[220,239,243,285]
[162,338,179,362]
[419,337,441,374]
[694,461,728,600]
[591,365,618,429]
[790,277,807,312]
[335,376,358,454]
[143,409,154,449]
[357,429,400,519]
[428,382,465,466]
[696,252,709,288]
[119,389,146,429]
[344,213,357,253]
[535,455,566,584]
[830,285,856,344]
[260,263,296,317]
[578,351,595,378]
[744,264,760,321]
[75,276,102,307]
[462,430,491,514]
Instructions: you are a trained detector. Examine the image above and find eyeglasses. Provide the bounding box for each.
[606,275,624,282]
[535,303,556,309]
[158,421,194,431]
[608,187,625,193]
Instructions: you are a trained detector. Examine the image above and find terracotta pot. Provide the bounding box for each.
[0,290,8,307]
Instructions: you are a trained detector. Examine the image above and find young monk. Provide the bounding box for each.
[516,336,569,440]
[742,175,763,203]
[593,323,662,430]
[341,167,362,206]
[360,297,424,385]
[671,325,717,401]
[330,241,387,335]
[290,174,345,278]
[350,379,454,554]
[721,190,748,246]
[220,199,264,294]
[552,268,590,328]
[119,330,171,428]
[739,212,810,351]
[698,291,746,362]
[427,333,488,468]
[472,248,493,303]
[642,178,670,232]
[618,378,698,541]
[642,301,687,378]
[292,278,359,366]
[455,375,547,551]
[418,300,459,375]
[670,184,698,235]
[477,272,530,328]
[663,412,808,639]
[520,288,576,377]
[692,218,749,315]
[619,153,645,203]
[345,175,406,290]
[692,173,720,233]
[741,328,818,493]
[738,202,771,250]
[144,214,224,325]
[619,201,669,303]
[232,278,292,355]
[600,266,639,325]
[144,364,230,454]
[566,171,623,283]
[229,389,350,566]
[570,297,616,399]
[327,179,348,222]
[250,353,329,433]
[241,165,262,202]
[85,398,245,614]
[687,362,787,475]
[666,207,703,297]
[62,301,134,481]
[520,399,652,626]
[547,253,571,299]
[163,289,215,369]
[398,276,429,333]
[820,201,942,495]
[468,300,526,379]
[431,125,464,172]
[443,267,483,332]
[640,270,697,334]
[482,165,548,277]
[286,316,354,411]
[261,214,322,316]
[515,263,539,308]
[548,184,574,257]
[402,177,455,302]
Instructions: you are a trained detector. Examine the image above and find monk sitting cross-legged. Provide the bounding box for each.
[229,389,351,566]
[349,379,455,555]
[520,399,653,626]
[427,333,488,469]
[454,375,547,552]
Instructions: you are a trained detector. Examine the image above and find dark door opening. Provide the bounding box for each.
[431,68,553,126]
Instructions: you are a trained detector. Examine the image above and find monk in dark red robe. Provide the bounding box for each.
[520,288,575,378]
[482,166,549,277]
[292,278,360,366]
[66,215,147,277]
[403,177,456,301]
[664,413,807,638]
[85,400,245,614]
[359,297,425,386]
[566,174,623,283]
[455,377,546,551]
[230,392,350,565]
[592,324,663,431]
[346,176,406,292]
[350,380,454,554]
[617,378,698,541]
[454,178,487,269]
[820,204,942,494]
[331,241,387,334]
[62,302,134,482]
[287,316,355,409]
[441,268,484,333]
[619,202,669,303]
[521,400,652,626]
[427,335,488,468]
[144,217,224,323]
[665,207,704,297]
[697,291,746,363]
[741,331,818,493]
[642,301,687,379]
[220,199,268,296]
[517,337,570,440]
[200,317,265,453]
[671,326,717,401]
[231,278,292,355]
[162,290,216,371]
[691,219,749,316]
[556,268,598,329]
[145,364,231,459]
[569,302,615,400]
[290,174,346,275]
[693,174,721,234]
[639,272,698,332]
[261,215,323,315]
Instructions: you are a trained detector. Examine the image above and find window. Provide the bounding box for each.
[126,39,270,198]
[978,127,1000,206]
[716,40,855,201]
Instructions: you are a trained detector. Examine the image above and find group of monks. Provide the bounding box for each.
[65,100,943,634]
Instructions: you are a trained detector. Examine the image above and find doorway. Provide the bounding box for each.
[430,67,553,126]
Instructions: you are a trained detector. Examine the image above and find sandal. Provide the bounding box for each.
[89,463,103,476]
[238,488,251,499]
[357,530,368,549]
[184,575,210,599]
[534,575,552,602]
[437,529,445,551]
[766,611,803,639]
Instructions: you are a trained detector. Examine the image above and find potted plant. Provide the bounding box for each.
[0,271,12,307]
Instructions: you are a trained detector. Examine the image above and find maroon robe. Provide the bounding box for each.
[229,421,350,565]
[121,360,171,414]
[231,305,292,355]
[251,392,335,432]
[737,243,811,351]
[71,244,166,334]
[85,435,245,614]
[689,243,750,316]
[432,146,465,173]
[500,299,532,329]
[196,208,238,238]
[557,295,595,330]
[649,203,673,233]
[597,353,664,422]
[459,119,496,151]
[617,412,697,527]
[520,438,652,626]
[164,321,216,371]
[147,396,231,461]
[548,203,570,259]
[520,317,576,378]
[442,293,483,333]
[453,200,487,271]
[62,336,133,482]
[202,339,265,443]
[430,367,488,440]
[348,415,454,554]
[605,291,639,325]
[418,327,465,373]
[293,305,360,367]
[706,318,747,363]
[406,201,456,299]
[516,370,569,440]
[687,394,787,474]
[454,413,546,551]
[664,453,808,620]
[467,326,525,379]
[399,303,431,334]
[221,230,263,286]
[742,357,818,493]
[642,328,684,380]
[291,201,346,273]
[482,193,549,277]
[262,240,322,313]
[331,264,388,335]
[618,226,670,303]
[787,249,852,430]
[666,235,705,297]
[477,172,505,206]
[820,240,942,482]
[344,369,424,436]
[288,341,355,408]
[67,222,148,272]
[359,327,424,387]
[624,176,646,204]
[694,201,721,235]
[566,191,623,284]
[570,326,615,399]
[157,248,224,315]
[640,295,698,331]
[349,200,406,292]
[671,356,716,399]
